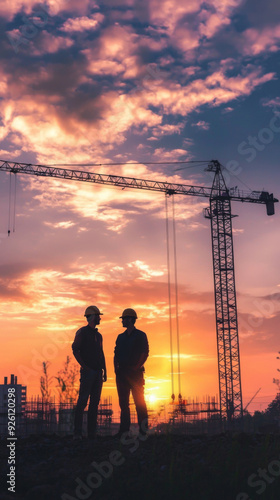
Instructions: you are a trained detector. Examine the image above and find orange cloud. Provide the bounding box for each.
[31,32,74,55]
[148,0,201,32]
[192,121,210,130]
[60,13,104,32]
[150,123,185,138]
[241,25,280,55]
[140,67,274,115]
[0,0,94,20]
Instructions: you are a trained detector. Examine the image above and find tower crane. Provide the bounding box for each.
[0,158,278,422]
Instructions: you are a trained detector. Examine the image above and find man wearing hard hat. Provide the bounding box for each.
[72,305,107,439]
[114,308,149,437]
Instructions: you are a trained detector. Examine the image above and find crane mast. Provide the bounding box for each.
[204,161,242,422]
[0,159,278,423]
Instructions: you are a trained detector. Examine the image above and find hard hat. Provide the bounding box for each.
[119,308,138,319]
[84,305,103,317]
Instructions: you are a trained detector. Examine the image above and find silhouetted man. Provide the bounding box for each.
[72,305,107,439]
[114,308,149,436]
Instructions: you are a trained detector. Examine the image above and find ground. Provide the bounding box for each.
[0,432,280,500]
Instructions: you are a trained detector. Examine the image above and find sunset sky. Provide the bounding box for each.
[0,0,280,416]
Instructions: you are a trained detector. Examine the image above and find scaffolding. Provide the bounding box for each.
[0,395,113,437]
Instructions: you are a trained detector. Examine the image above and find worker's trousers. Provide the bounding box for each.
[116,369,148,433]
[74,368,102,437]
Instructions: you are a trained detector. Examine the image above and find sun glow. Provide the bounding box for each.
[147,394,158,405]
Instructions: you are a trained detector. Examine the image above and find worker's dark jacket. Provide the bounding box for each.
[72,326,105,371]
[114,328,149,372]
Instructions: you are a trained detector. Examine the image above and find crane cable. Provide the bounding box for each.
[165,193,182,402]
[8,172,12,235]
[8,172,17,236]
[165,193,175,402]
[172,195,182,402]
[46,160,210,167]
[13,173,17,233]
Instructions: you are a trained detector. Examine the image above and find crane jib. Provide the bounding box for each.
[0,160,278,213]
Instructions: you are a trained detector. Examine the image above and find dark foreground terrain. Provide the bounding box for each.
[1,432,280,500]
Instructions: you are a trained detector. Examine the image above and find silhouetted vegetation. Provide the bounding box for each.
[40,357,79,404]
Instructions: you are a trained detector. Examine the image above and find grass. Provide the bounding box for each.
[1,431,280,499]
